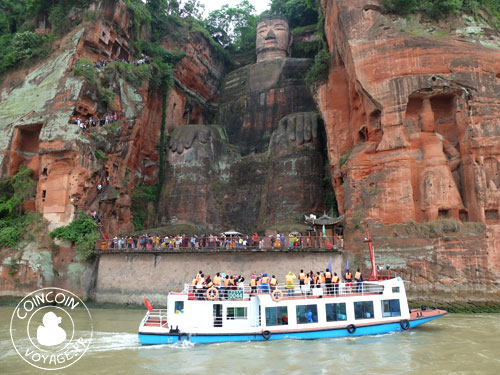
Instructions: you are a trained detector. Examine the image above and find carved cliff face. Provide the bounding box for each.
[318,0,500,227]
[159,18,327,232]
[256,17,291,62]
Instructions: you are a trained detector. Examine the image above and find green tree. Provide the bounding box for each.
[48,4,71,35]
[269,0,318,28]
[180,0,205,19]
[0,166,37,248]
[204,0,257,48]
[50,211,99,261]
[381,0,418,15]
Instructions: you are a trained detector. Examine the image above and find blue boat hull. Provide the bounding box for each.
[138,314,445,345]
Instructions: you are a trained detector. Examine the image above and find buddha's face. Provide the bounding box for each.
[256,18,291,62]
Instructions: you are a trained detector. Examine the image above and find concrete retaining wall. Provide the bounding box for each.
[94,249,343,306]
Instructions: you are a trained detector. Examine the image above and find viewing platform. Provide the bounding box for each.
[95,246,342,255]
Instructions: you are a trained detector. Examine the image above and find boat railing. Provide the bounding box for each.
[180,281,385,300]
[143,308,168,328]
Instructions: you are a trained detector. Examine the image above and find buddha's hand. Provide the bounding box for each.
[168,125,212,154]
[276,112,319,145]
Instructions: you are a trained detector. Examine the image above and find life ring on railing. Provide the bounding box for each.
[346,324,356,334]
[262,330,271,340]
[400,319,410,330]
[271,289,283,302]
[206,287,219,300]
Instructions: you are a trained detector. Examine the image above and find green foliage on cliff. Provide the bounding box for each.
[94,150,108,160]
[0,0,89,79]
[268,0,319,29]
[338,150,352,168]
[203,0,258,66]
[72,57,97,84]
[322,161,338,217]
[0,31,53,77]
[305,48,330,89]
[0,167,37,248]
[405,218,486,238]
[0,166,36,217]
[50,211,99,261]
[382,0,500,20]
[131,184,159,231]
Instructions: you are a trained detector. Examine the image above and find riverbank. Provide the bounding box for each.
[2,296,499,313]
[408,300,500,313]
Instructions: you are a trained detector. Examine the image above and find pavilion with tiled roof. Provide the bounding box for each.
[304,213,344,249]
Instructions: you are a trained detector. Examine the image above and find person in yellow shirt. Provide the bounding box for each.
[285,271,296,296]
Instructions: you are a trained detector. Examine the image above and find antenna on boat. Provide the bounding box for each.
[364,231,378,281]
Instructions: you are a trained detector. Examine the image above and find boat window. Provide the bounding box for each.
[213,304,223,327]
[381,299,401,317]
[392,287,400,293]
[325,303,347,322]
[174,301,184,314]
[296,304,318,324]
[227,307,247,320]
[354,301,374,320]
[265,306,288,326]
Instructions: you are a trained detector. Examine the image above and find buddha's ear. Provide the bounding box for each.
[287,34,293,57]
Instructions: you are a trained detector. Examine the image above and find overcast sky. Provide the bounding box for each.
[199,0,271,16]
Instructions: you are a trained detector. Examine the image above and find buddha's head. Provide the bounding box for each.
[256,16,292,62]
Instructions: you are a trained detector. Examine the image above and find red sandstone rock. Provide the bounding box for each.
[318,0,500,227]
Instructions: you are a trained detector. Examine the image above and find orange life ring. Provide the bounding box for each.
[271,289,283,302]
[206,287,219,300]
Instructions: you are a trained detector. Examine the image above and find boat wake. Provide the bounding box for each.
[88,332,196,353]
[86,332,142,353]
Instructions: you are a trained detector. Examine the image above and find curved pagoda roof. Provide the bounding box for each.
[305,214,344,226]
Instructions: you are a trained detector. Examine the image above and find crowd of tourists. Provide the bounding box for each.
[104,233,265,250]
[188,268,364,300]
[101,231,344,251]
[93,56,151,70]
[73,112,119,134]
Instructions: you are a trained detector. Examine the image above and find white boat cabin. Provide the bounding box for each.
[159,278,409,335]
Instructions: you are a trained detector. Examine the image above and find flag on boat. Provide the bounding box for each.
[144,297,153,312]
[327,256,332,273]
[322,224,327,239]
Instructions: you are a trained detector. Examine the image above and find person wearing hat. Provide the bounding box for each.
[285,271,296,296]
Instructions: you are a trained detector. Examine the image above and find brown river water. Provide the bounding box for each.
[1,306,499,375]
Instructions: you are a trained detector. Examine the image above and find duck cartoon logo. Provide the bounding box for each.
[10,288,93,370]
[37,311,67,346]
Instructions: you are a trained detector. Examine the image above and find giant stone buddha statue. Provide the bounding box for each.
[158,16,327,232]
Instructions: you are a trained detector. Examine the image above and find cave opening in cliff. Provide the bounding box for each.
[431,94,458,143]
[438,209,449,219]
[484,157,500,188]
[358,126,368,142]
[459,209,468,222]
[485,209,499,223]
[369,110,381,127]
[12,123,43,154]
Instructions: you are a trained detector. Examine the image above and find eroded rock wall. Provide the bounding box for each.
[318,0,500,297]
[0,0,225,296]
[319,0,500,227]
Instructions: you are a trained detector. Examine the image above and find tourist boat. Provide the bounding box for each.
[138,233,446,344]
